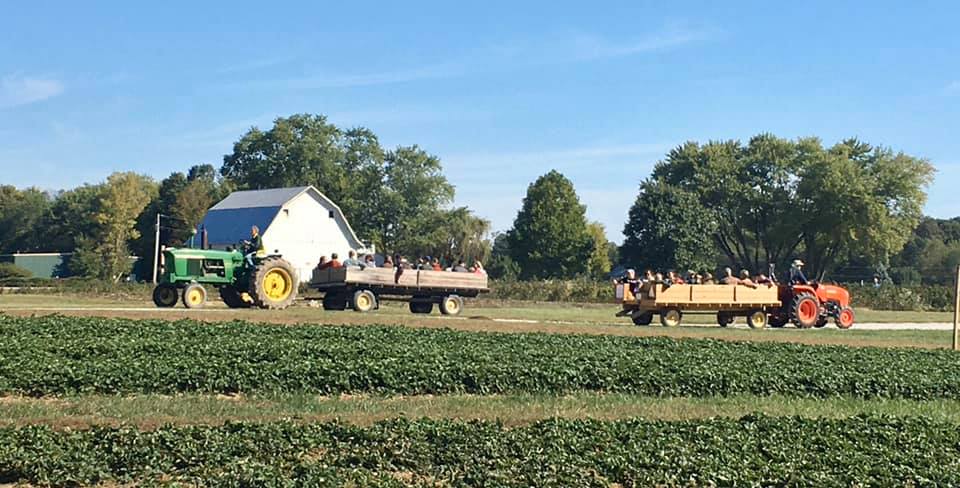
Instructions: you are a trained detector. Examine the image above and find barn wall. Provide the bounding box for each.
[263,193,365,281]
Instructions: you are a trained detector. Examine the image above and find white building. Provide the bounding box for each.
[199,186,372,280]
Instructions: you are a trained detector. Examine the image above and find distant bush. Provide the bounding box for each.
[0,263,32,280]
[849,284,954,312]
[488,279,614,303]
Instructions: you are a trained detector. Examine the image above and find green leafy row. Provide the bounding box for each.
[2,415,959,486]
[3,315,960,398]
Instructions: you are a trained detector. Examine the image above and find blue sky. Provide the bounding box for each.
[1,1,958,242]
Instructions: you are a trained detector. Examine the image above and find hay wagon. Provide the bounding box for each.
[311,267,489,315]
[616,282,781,328]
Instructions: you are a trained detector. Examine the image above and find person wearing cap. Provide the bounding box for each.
[790,259,808,285]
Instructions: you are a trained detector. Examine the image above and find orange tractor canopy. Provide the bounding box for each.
[771,282,854,329]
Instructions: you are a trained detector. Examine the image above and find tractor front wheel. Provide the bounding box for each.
[836,307,855,329]
[249,257,299,310]
[791,293,819,329]
[152,283,179,308]
[182,283,207,309]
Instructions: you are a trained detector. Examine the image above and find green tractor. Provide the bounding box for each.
[151,247,298,310]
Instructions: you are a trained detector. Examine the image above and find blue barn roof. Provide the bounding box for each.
[201,206,281,246]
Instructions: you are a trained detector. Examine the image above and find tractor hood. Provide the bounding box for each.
[163,248,243,261]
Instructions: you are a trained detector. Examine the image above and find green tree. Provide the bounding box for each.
[86,173,157,280]
[486,232,520,280]
[646,134,933,278]
[507,170,592,279]
[0,186,50,253]
[620,180,718,273]
[39,185,103,252]
[586,222,612,278]
[220,115,457,253]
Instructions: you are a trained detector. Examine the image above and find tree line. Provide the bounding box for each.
[0,118,938,283]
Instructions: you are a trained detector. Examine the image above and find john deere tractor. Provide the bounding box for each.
[151,247,298,310]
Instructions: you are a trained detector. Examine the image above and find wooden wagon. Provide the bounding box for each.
[616,282,781,328]
[311,267,489,315]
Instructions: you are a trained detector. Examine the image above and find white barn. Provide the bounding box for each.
[199,186,372,280]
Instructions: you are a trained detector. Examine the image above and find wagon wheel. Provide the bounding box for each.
[768,313,789,328]
[352,289,377,313]
[632,312,653,326]
[660,308,682,327]
[746,309,767,329]
[440,295,464,316]
[716,311,734,327]
[410,301,434,314]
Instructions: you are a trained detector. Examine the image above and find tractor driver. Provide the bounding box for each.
[243,225,263,266]
[789,259,808,285]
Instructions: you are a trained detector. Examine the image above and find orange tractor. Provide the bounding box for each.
[768,282,855,329]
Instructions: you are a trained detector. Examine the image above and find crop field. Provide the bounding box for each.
[3,313,960,485]
[4,315,960,398]
[3,415,960,486]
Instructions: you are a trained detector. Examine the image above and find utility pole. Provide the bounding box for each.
[953,264,960,351]
[152,213,161,284]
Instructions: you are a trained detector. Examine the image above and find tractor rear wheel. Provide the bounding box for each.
[660,308,682,327]
[352,289,377,313]
[249,257,298,310]
[746,309,767,329]
[632,312,653,326]
[791,293,819,329]
[152,283,179,308]
[182,283,207,309]
[440,295,464,316]
[716,311,735,327]
[836,307,855,329]
[219,286,251,309]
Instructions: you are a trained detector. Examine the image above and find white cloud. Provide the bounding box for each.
[0,74,64,108]
[234,23,716,91]
[568,24,718,61]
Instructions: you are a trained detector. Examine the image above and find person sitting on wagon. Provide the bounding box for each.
[473,261,486,275]
[431,258,443,271]
[328,253,342,269]
[738,269,758,288]
[756,273,773,286]
[701,272,715,284]
[362,254,377,268]
[342,250,362,268]
[453,260,469,272]
[642,269,654,283]
[720,267,740,285]
[614,269,641,295]
[316,256,329,270]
